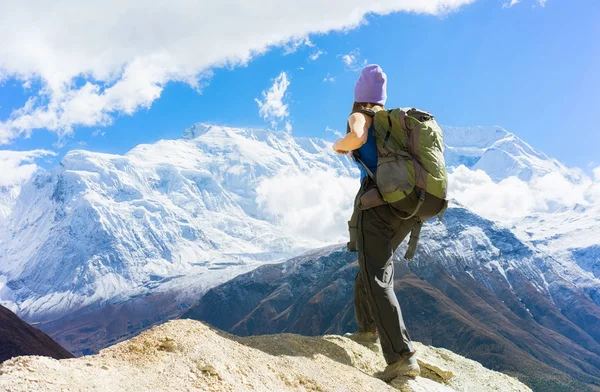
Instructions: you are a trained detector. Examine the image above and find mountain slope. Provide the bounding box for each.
[0,319,531,392]
[0,185,20,221]
[0,305,73,363]
[515,202,600,291]
[184,204,600,392]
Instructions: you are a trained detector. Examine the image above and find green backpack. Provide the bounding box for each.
[347,107,449,260]
[357,107,448,205]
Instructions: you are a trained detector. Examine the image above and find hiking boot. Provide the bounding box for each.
[344,332,381,352]
[375,353,420,382]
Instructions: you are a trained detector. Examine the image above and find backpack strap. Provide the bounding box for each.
[355,157,375,180]
[347,185,362,253]
[404,218,423,261]
[346,108,377,138]
[348,108,378,180]
[354,108,377,117]
[390,189,426,221]
[437,199,449,222]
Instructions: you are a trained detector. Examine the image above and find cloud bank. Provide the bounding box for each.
[0,150,56,187]
[256,169,359,243]
[256,163,600,243]
[0,0,476,145]
[448,165,600,223]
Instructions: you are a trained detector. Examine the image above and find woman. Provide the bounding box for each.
[332,64,421,381]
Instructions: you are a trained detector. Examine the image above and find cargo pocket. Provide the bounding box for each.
[358,187,387,210]
[376,155,415,204]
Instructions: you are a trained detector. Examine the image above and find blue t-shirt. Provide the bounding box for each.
[356,123,378,181]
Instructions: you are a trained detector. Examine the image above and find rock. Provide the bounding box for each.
[0,320,531,392]
[391,376,456,392]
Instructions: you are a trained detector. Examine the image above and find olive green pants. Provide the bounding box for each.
[354,204,417,364]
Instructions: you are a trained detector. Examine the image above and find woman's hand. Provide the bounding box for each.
[332,140,347,155]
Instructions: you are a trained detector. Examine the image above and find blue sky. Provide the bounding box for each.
[0,0,598,175]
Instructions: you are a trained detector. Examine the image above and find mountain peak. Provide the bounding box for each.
[442,124,566,181]
[181,123,291,142]
[442,126,510,149]
[181,123,213,140]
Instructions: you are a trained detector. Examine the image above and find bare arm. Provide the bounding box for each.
[332,113,370,154]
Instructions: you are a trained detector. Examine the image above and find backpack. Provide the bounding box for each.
[357,107,448,205]
[347,107,449,260]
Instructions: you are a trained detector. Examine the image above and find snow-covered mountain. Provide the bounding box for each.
[0,185,20,221]
[443,125,579,182]
[443,125,599,293]
[0,121,597,356]
[515,201,600,296]
[0,124,357,324]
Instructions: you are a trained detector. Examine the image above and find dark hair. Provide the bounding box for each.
[346,102,384,136]
[351,101,384,114]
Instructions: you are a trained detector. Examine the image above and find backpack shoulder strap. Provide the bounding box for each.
[355,157,375,180]
[347,107,381,180]
[346,108,379,134]
[353,108,377,117]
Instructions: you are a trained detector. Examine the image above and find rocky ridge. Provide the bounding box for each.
[0,319,530,392]
[0,305,73,364]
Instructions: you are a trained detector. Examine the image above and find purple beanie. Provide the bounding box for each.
[354,64,387,105]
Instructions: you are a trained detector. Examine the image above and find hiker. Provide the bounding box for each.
[332,64,448,382]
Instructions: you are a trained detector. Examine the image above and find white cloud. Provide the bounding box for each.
[448,165,599,223]
[0,0,475,145]
[342,54,355,66]
[323,74,336,83]
[91,129,106,137]
[340,48,368,72]
[283,37,314,55]
[593,166,600,182]
[503,0,520,8]
[503,0,547,8]
[255,72,291,129]
[588,167,600,202]
[309,50,324,61]
[325,126,343,138]
[0,149,56,187]
[256,168,359,243]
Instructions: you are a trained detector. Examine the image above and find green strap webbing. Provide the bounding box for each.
[347,187,362,252]
[347,207,359,252]
[356,157,375,181]
[377,152,413,163]
[404,219,423,261]
[355,108,377,117]
[438,199,449,222]
[391,189,426,221]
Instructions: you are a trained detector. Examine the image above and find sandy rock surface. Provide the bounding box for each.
[0,319,531,392]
